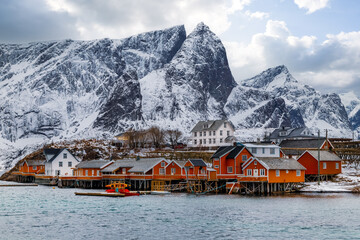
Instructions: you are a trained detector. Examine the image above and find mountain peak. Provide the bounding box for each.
[242,65,296,89]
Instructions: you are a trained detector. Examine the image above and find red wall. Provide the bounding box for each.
[297,152,342,175]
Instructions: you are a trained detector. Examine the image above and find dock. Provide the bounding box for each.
[0,183,38,187]
[74,192,125,197]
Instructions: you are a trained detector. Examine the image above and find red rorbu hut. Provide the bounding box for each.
[297,150,342,176]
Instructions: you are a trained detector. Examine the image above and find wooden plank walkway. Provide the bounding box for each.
[74,192,125,197]
[0,184,38,187]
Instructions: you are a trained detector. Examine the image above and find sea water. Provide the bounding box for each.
[0,181,359,240]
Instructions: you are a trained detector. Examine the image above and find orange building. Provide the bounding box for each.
[18,160,45,175]
[211,145,253,178]
[184,159,207,179]
[242,157,306,183]
[165,160,187,178]
[280,138,334,158]
[297,150,342,175]
[74,160,113,178]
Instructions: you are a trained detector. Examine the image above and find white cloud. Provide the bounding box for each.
[225,19,360,93]
[44,0,252,40]
[294,0,329,14]
[244,10,269,19]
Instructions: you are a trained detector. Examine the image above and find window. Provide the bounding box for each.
[171,168,176,175]
[276,170,280,177]
[159,168,165,174]
[254,161,257,165]
[194,132,197,137]
[63,153,67,159]
[204,139,206,144]
[213,131,216,136]
[194,139,197,145]
[252,148,257,154]
[270,148,275,155]
[33,166,37,170]
[242,155,247,161]
[227,131,230,136]
[122,168,126,174]
[200,132,202,137]
[260,169,265,176]
[227,166,233,173]
[209,131,211,136]
[85,170,88,176]
[247,169,252,176]
[92,170,94,176]
[161,162,166,167]
[336,163,339,169]
[224,122,227,128]
[201,168,206,174]
[209,139,212,144]
[214,165,219,169]
[296,170,301,176]
[97,170,100,176]
[220,138,223,143]
[59,161,63,167]
[262,148,265,154]
[55,170,60,176]
[203,131,206,136]
[323,162,327,169]
[68,162,72,167]
[200,139,202,144]
[286,170,289,174]
[213,138,216,144]
[220,130,223,136]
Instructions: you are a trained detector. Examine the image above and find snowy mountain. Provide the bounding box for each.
[0,23,354,169]
[339,91,360,132]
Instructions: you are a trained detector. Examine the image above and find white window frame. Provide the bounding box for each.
[194,139,197,145]
[220,130,223,136]
[323,162,327,169]
[247,169,252,176]
[242,155,247,161]
[63,153,67,159]
[220,138,223,143]
[336,163,339,169]
[159,168,165,175]
[209,139,211,144]
[270,148,275,155]
[59,161,63,167]
[260,169,265,176]
[227,166,233,173]
[252,148,257,154]
[214,165,219,169]
[85,170,88,176]
[296,170,301,176]
[122,168,126,174]
[171,168,176,175]
[213,138,216,144]
[254,161,257,165]
[276,170,280,177]
[161,162,166,167]
[68,161,72,167]
[209,131,212,136]
[262,148,265,154]
[194,132,197,137]
[33,166,37,170]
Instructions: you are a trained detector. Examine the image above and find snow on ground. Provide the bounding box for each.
[300,165,360,192]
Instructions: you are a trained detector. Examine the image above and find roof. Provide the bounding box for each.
[279,139,327,149]
[127,158,167,173]
[268,127,315,140]
[226,146,245,159]
[43,148,79,163]
[166,160,187,168]
[306,151,342,162]
[244,143,280,148]
[43,148,62,161]
[101,159,137,172]
[189,159,207,167]
[191,120,234,132]
[211,146,235,158]
[75,160,111,169]
[257,157,306,170]
[281,149,306,156]
[26,160,45,166]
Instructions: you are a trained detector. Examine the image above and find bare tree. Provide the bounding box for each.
[148,126,164,149]
[165,129,183,149]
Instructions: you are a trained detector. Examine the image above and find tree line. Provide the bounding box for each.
[121,126,183,149]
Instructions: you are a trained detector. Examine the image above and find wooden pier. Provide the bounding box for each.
[0,183,38,187]
[74,192,125,197]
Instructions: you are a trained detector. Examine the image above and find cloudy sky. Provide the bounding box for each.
[1,0,360,95]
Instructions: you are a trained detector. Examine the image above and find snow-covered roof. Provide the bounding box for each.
[306,151,341,162]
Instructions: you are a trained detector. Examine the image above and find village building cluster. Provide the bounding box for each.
[15,120,343,194]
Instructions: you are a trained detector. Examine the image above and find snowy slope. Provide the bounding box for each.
[339,91,360,132]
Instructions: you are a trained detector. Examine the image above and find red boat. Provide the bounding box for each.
[105,182,140,196]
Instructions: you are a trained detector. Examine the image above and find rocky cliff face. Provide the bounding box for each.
[0,23,355,169]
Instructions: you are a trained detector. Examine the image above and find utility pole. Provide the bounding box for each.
[318,130,320,185]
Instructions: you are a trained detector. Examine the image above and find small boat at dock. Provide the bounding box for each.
[105,181,140,197]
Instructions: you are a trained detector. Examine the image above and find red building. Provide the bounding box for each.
[297,150,342,175]
[211,145,253,179]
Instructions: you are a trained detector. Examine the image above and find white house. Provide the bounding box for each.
[243,143,281,158]
[190,120,236,147]
[44,148,80,176]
